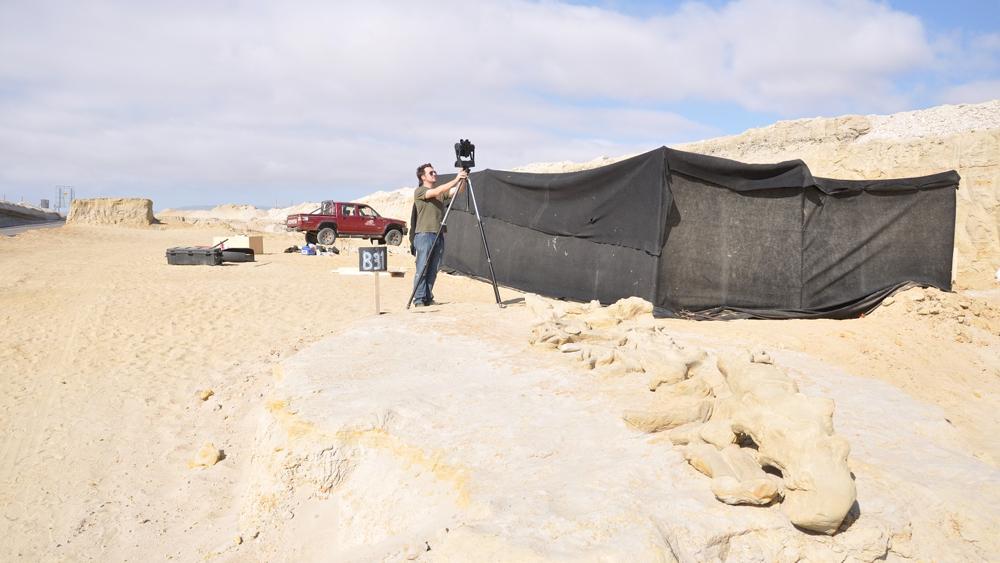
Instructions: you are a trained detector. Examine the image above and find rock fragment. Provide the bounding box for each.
[189,443,223,468]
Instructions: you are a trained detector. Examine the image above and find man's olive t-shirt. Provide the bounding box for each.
[413,186,451,233]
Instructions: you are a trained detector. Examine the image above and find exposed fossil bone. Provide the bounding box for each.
[527,294,857,535]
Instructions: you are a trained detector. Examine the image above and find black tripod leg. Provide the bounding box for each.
[467,177,504,308]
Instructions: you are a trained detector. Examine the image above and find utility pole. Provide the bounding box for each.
[55,185,75,214]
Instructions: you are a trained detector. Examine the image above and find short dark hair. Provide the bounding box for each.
[416,163,433,185]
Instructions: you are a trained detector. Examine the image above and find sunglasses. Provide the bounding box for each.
[427,171,437,176]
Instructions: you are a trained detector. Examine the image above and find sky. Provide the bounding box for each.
[0,0,997,210]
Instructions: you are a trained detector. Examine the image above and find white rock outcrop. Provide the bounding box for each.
[679,101,1000,289]
[67,197,155,226]
[237,303,998,561]
[157,192,416,234]
[157,202,319,233]
[529,296,857,534]
[518,100,1000,288]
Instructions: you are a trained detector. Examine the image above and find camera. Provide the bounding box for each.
[454,139,475,169]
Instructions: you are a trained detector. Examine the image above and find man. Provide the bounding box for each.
[411,163,468,307]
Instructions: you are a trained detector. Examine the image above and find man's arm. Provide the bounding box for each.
[422,170,469,200]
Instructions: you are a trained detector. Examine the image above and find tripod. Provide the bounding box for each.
[406,171,504,309]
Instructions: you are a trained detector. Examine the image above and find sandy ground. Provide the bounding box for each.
[0,224,503,561]
[1,223,998,560]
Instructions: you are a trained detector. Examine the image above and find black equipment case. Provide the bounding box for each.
[221,248,254,262]
[166,246,223,266]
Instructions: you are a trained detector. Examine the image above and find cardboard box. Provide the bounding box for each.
[212,235,263,254]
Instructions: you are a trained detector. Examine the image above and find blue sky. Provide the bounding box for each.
[1,0,997,210]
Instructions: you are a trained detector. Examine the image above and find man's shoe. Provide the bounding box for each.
[413,301,428,308]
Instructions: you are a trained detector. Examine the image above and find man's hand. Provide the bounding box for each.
[449,168,469,197]
[425,169,470,200]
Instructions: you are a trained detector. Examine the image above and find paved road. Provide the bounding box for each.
[0,220,66,236]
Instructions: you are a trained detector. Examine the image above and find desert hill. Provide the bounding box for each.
[514,100,1000,289]
[677,101,1000,288]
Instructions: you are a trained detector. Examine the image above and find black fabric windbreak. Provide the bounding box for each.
[445,149,669,256]
[440,147,959,319]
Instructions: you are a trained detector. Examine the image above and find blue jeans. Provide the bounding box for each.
[412,232,445,304]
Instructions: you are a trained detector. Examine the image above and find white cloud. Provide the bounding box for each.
[0,0,954,207]
[940,80,1000,105]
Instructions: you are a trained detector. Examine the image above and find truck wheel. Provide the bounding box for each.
[385,228,403,246]
[317,227,337,246]
[305,232,318,244]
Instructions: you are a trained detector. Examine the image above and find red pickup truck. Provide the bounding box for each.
[286,201,408,246]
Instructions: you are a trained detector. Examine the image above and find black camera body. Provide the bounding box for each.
[454,139,475,169]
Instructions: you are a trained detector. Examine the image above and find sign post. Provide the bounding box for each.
[359,246,388,315]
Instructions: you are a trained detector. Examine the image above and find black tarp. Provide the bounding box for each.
[438,147,958,319]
